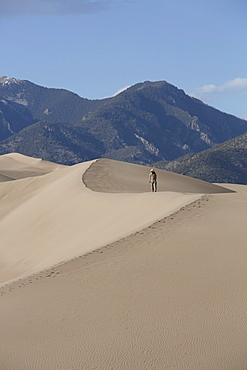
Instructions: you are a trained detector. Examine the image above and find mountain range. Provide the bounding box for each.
[1,76,247,182]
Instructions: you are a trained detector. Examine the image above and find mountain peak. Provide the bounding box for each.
[122,80,185,98]
[0,76,21,85]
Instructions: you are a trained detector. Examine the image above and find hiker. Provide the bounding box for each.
[149,168,157,192]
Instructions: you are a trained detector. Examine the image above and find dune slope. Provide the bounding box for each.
[0,180,246,369]
[1,154,232,285]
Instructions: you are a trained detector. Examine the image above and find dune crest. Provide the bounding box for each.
[83,158,234,194]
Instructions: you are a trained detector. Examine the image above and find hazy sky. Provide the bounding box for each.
[1,0,247,119]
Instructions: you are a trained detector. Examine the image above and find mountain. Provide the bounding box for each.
[0,120,104,165]
[76,81,247,164]
[154,132,247,184]
[0,76,107,138]
[0,77,247,166]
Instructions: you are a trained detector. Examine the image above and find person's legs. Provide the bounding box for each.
[151,181,157,192]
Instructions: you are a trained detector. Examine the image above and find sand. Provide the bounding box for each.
[0,153,246,369]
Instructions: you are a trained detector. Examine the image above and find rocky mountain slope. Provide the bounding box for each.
[155,132,247,184]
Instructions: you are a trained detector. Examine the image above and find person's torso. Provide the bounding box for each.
[150,171,157,181]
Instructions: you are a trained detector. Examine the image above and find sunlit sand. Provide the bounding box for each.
[0,153,246,369]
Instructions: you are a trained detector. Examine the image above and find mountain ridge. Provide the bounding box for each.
[0,76,247,170]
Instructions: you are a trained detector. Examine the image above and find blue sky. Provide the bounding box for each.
[1,0,247,119]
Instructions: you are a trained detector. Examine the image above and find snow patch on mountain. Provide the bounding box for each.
[0,76,21,85]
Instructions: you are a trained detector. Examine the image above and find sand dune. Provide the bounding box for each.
[0,153,245,369]
[0,153,65,181]
[0,154,231,285]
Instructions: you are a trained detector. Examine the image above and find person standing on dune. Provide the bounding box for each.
[149,168,157,192]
